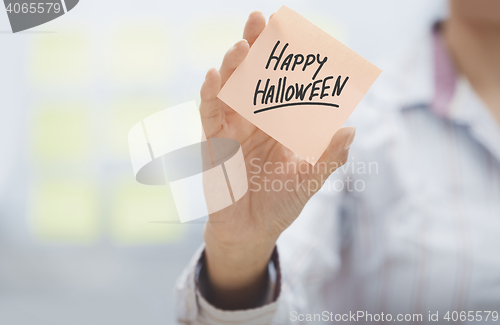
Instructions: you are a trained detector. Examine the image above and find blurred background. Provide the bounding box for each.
[0,0,445,324]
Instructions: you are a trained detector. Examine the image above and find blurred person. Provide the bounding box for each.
[176,0,500,323]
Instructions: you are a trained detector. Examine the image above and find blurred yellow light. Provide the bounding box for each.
[29,30,91,85]
[111,181,185,245]
[32,102,91,162]
[110,23,171,83]
[31,179,100,244]
[187,17,243,69]
[108,97,167,157]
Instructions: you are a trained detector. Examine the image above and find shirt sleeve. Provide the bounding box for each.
[175,244,281,325]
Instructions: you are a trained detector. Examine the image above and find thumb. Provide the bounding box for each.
[313,126,356,180]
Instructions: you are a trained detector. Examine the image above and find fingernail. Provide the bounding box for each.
[249,10,262,17]
[344,127,356,150]
[205,68,214,79]
[236,39,248,46]
[232,39,248,49]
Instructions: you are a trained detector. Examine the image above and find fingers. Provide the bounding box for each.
[219,39,250,87]
[200,68,223,138]
[219,11,266,87]
[199,10,271,138]
[243,11,266,47]
[314,127,356,179]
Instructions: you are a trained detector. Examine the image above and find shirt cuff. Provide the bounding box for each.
[194,247,281,324]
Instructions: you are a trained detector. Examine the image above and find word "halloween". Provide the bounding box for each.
[253,40,349,114]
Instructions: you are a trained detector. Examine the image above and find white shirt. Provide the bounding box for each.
[175,26,500,324]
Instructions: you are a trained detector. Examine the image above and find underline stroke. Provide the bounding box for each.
[253,102,340,114]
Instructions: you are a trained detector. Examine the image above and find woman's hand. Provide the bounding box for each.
[199,10,355,310]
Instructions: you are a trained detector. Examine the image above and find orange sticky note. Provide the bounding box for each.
[218,6,382,165]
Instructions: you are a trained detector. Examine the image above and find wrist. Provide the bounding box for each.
[203,228,276,290]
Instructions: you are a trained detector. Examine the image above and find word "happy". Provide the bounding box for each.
[266,40,328,80]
